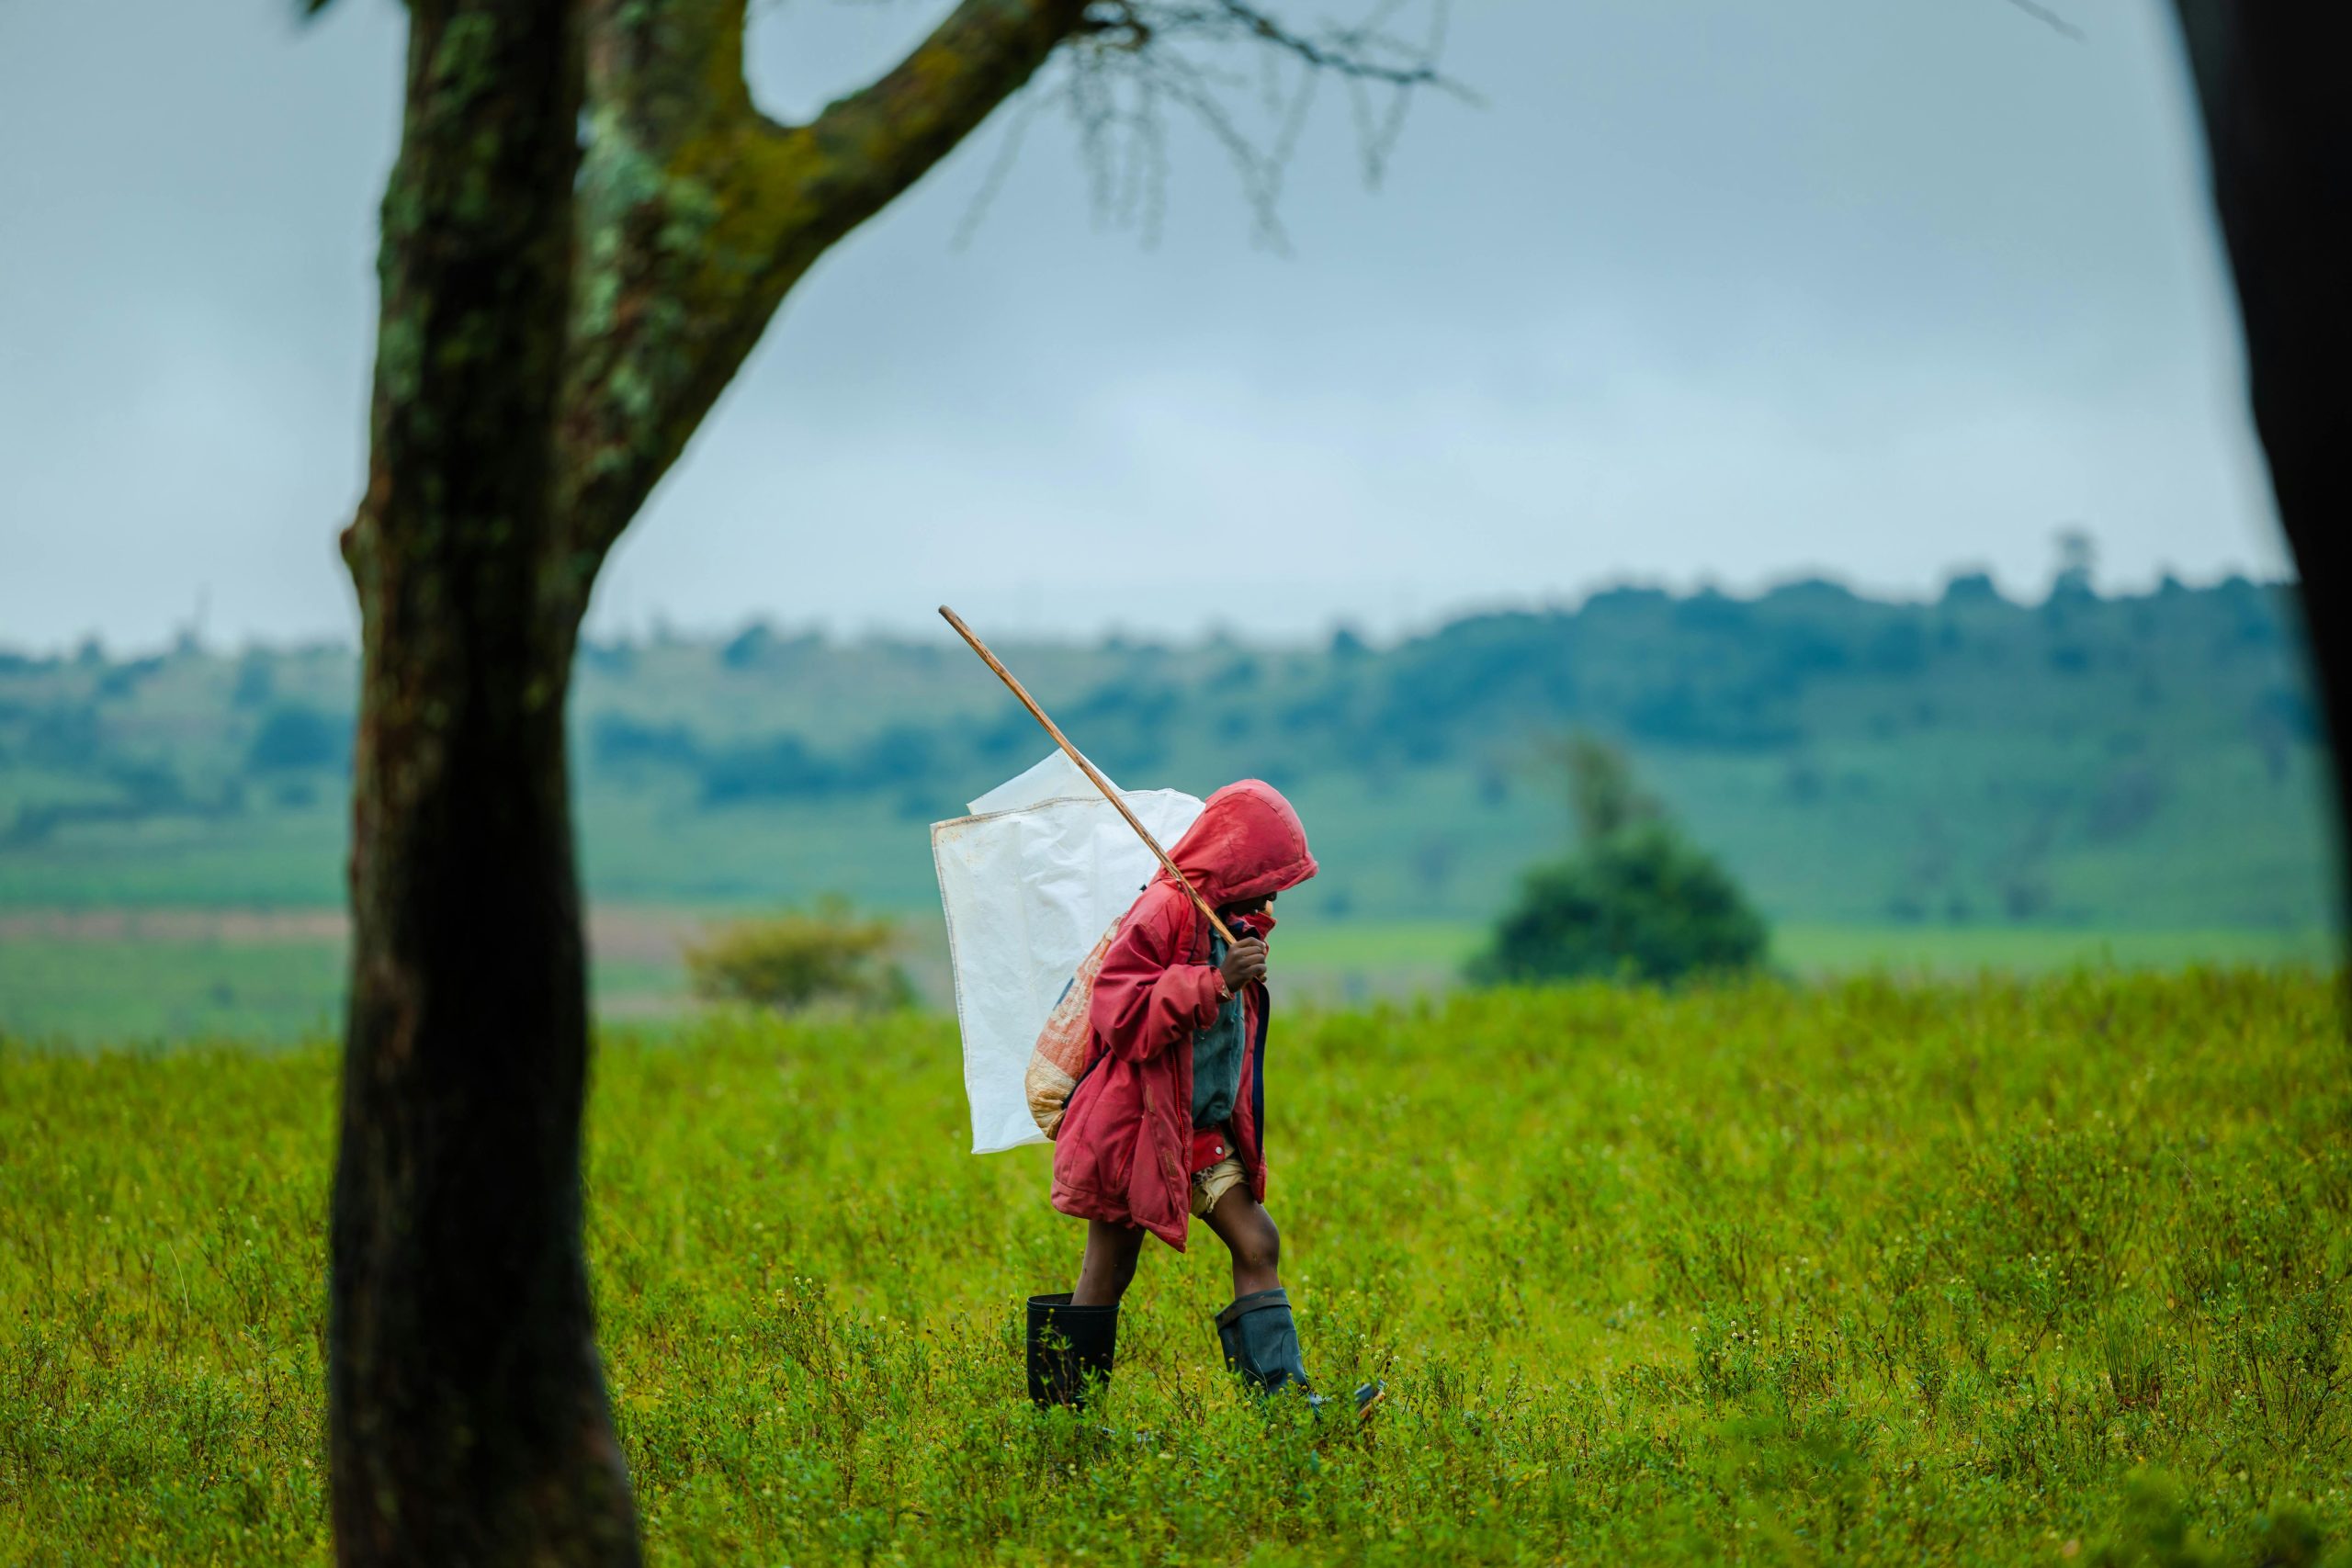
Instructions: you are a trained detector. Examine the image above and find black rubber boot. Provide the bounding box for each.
[1216,1287,1311,1395]
[1216,1288,1385,1419]
[1027,1292,1118,1409]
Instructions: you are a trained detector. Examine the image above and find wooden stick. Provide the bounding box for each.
[939,605,1238,946]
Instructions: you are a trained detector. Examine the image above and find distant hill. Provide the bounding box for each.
[0,573,2337,936]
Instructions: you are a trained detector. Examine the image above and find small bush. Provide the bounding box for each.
[1472,826,1769,986]
[684,900,912,1014]
[1470,734,1768,986]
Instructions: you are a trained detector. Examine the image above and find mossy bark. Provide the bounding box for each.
[330,1,638,1563]
[559,0,1091,560]
[329,0,1085,1561]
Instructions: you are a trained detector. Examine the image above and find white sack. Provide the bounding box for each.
[933,752,1204,1154]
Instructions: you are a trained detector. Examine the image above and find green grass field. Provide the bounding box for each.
[0,934,689,1043]
[1277,919,2346,987]
[3,911,2340,1043]
[5,972,2348,1564]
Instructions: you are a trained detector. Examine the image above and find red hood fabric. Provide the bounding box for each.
[1049,780,1314,1249]
[1159,779,1317,909]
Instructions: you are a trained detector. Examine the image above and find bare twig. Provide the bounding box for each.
[956,0,1464,248]
[1996,0,2086,42]
[951,77,1053,250]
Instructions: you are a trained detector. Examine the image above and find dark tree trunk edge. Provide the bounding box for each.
[2175,2,2352,928]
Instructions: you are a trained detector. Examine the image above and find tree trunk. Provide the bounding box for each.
[323,0,1172,1556]
[328,0,639,1561]
[2175,3,2352,907]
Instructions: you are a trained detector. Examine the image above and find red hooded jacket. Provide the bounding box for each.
[1049,780,1318,1249]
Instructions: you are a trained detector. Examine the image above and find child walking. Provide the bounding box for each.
[1025,779,1380,1418]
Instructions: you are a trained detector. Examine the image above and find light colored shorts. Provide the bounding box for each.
[1189,1156,1247,1219]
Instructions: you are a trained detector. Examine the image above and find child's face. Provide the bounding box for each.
[1222,890,1277,919]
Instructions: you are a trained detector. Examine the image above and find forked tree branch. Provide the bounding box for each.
[556,0,1090,573]
[553,0,1453,577]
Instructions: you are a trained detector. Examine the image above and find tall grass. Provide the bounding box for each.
[3,971,2347,1564]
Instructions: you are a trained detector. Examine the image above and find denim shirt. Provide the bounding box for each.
[1190,929,1247,1129]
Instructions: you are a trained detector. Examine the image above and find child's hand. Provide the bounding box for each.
[1220,937,1269,992]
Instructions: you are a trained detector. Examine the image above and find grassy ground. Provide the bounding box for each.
[1278,921,2347,992]
[7,743,2335,936]
[0,935,685,1043]
[4,972,2349,1564]
[1,908,2340,1043]
[1765,923,2345,975]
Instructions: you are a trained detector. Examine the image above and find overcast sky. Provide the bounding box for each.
[0,0,2287,651]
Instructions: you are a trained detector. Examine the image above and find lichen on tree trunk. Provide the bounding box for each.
[329,0,1101,1559]
[330,0,639,1562]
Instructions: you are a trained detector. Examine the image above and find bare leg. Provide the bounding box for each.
[1202,1186,1382,1416]
[1202,1186,1283,1299]
[1071,1218,1146,1306]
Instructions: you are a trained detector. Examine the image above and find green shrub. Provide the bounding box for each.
[1470,735,1768,985]
[684,900,912,1014]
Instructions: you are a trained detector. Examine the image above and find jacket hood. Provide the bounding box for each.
[1159,779,1317,908]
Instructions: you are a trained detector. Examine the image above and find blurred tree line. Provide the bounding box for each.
[0,570,2317,845]
[555,573,2326,797]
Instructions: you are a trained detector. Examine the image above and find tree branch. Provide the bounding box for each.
[993,0,1461,249]
[1994,0,2085,43]
[1146,1,1453,90]
[785,0,1100,233]
[557,0,1091,568]
[553,0,1456,571]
